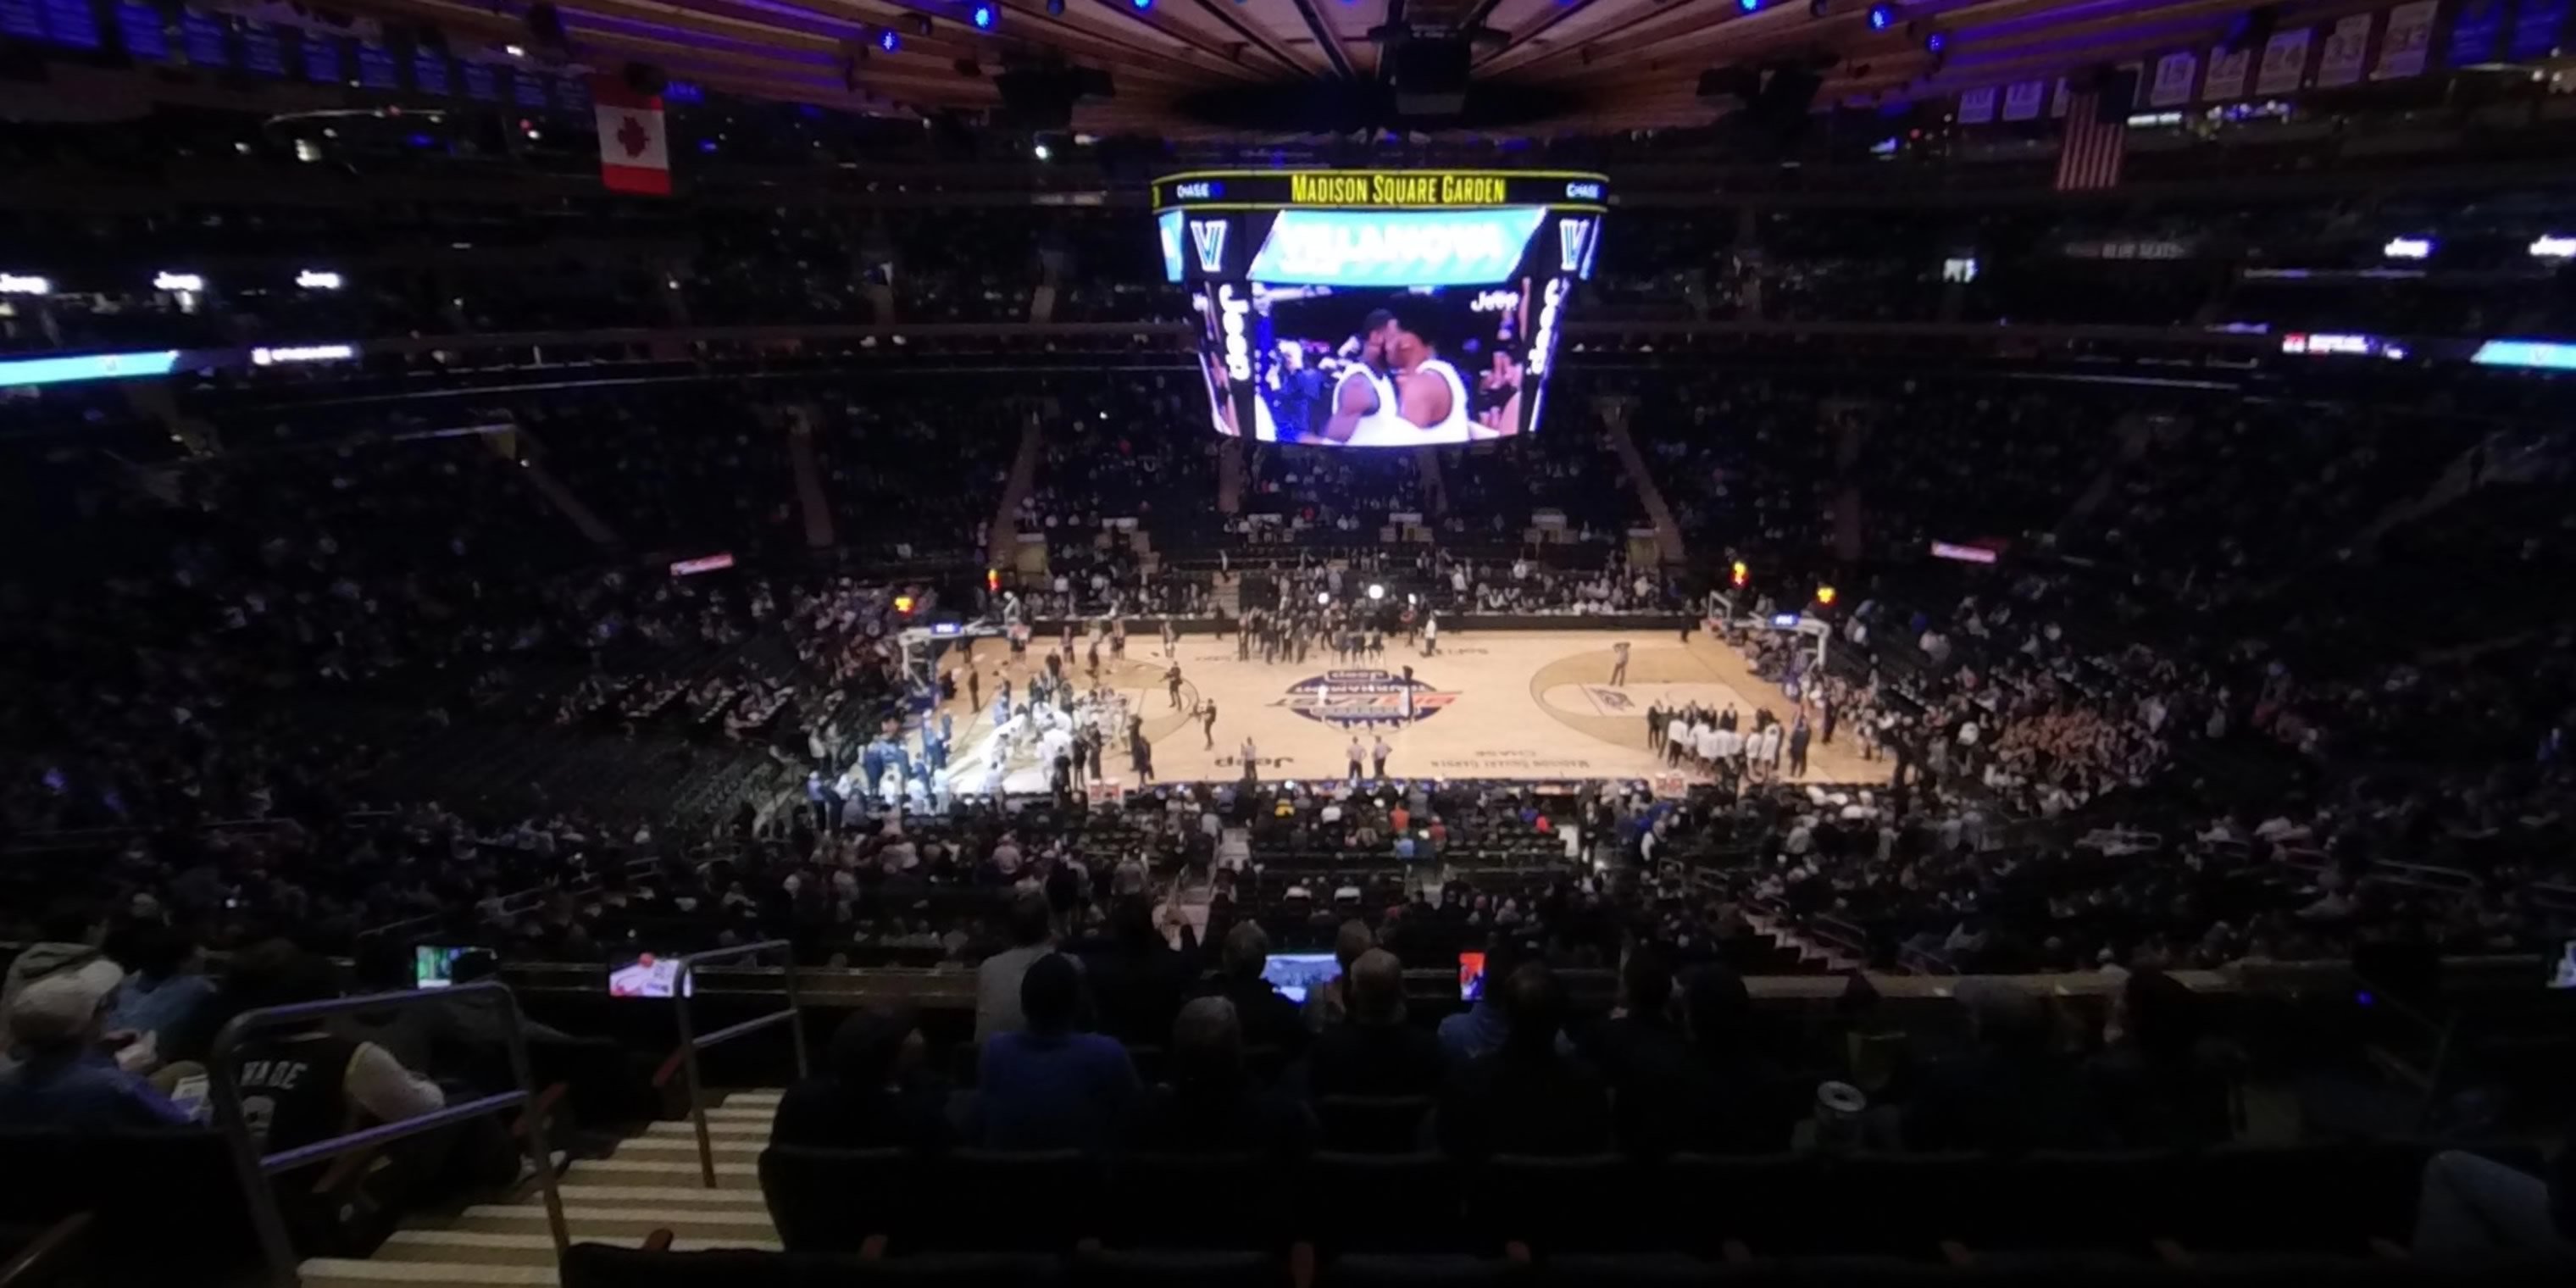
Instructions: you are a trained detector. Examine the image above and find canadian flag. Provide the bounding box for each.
[591,75,670,196]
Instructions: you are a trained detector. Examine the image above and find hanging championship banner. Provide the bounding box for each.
[2373,0,2438,79]
[1958,85,1998,124]
[2002,80,2047,120]
[2446,0,2506,68]
[2507,0,2569,61]
[2204,43,2253,99]
[2254,27,2312,96]
[2316,14,2373,86]
[2149,51,2199,106]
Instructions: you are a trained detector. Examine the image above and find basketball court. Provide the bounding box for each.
[935,628,1879,792]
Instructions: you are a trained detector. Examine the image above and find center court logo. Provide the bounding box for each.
[1273,669,1459,728]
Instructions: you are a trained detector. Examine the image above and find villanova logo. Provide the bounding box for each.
[1557,218,1595,275]
[1273,669,1459,728]
[1190,219,1230,274]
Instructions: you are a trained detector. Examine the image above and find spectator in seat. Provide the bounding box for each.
[1303,948,1446,1102]
[0,973,195,1130]
[222,950,458,1245]
[2412,1129,2573,1258]
[2090,969,2236,1148]
[1302,919,1378,1033]
[1901,977,2107,1152]
[347,947,572,1095]
[1437,935,1531,1063]
[1199,921,1308,1059]
[972,952,1138,1151]
[1436,963,1613,1158]
[1581,945,1699,1156]
[1081,896,1192,1048]
[1127,997,1316,1158]
[105,923,219,1069]
[975,892,1059,1044]
[0,902,121,1058]
[1675,964,1800,1153]
[773,1006,956,1152]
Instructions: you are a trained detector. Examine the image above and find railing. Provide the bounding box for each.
[352,851,675,946]
[208,982,569,1288]
[672,940,812,1187]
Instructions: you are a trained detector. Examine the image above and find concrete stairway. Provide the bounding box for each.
[1596,402,1685,563]
[486,432,620,550]
[298,1090,785,1288]
[782,408,837,550]
[986,414,1046,572]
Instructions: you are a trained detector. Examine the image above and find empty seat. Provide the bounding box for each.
[1071,1246,1291,1288]
[562,1243,803,1288]
[1468,1154,1645,1253]
[563,1245,1063,1288]
[759,1146,923,1252]
[1108,1153,1285,1250]
[1643,1154,1825,1256]
[1320,1254,1535,1288]
[927,1150,1102,1252]
[1318,1096,1436,1153]
[1305,1152,1463,1254]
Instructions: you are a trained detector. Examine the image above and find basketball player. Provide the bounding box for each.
[1384,308,1480,446]
[1319,312,1402,446]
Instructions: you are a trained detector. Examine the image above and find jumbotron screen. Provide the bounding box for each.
[1155,169,1608,447]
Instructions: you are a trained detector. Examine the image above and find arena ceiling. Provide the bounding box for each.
[285,0,2334,134]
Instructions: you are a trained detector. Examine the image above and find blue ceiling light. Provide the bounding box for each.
[970,2,995,27]
[877,26,901,51]
[1739,0,1760,11]
[1924,29,1945,52]
[1867,3,1894,29]
[1130,0,1152,11]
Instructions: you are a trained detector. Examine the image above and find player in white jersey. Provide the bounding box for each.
[1319,313,1407,445]
[1374,307,1480,444]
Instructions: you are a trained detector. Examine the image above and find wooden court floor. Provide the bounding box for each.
[936,629,1879,791]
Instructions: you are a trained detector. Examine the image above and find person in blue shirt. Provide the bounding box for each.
[0,974,195,1131]
[106,924,218,1066]
[970,952,1137,1151]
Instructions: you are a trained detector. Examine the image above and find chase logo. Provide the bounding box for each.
[1190,219,1230,274]
[1173,180,1219,200]
[1564,181,1603,201]
[1273,669,1459,728]
[1557,218,1594,275]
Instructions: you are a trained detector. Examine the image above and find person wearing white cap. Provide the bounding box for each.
[0,903,124,1059]
[0,973,193,1130]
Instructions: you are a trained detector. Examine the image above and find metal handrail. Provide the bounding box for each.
[208,982,569,1287]
[672,939,810,1187]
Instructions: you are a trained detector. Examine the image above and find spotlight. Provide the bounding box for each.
[1315,591,1332,606]
[1367,584,1386,602]
[970,2,995,27]
[1034,142,1052,159]
[876,26,900,52]
[1924,30,1945,52]
[1867,3,1894,29]
[1738,0,1759,10]
[1130,0,1152,9]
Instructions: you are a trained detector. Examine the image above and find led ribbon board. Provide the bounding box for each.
[1246,208,1548,287]
[1152,170,1611,211]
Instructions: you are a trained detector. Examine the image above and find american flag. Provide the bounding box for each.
[2054,89,2126,192]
